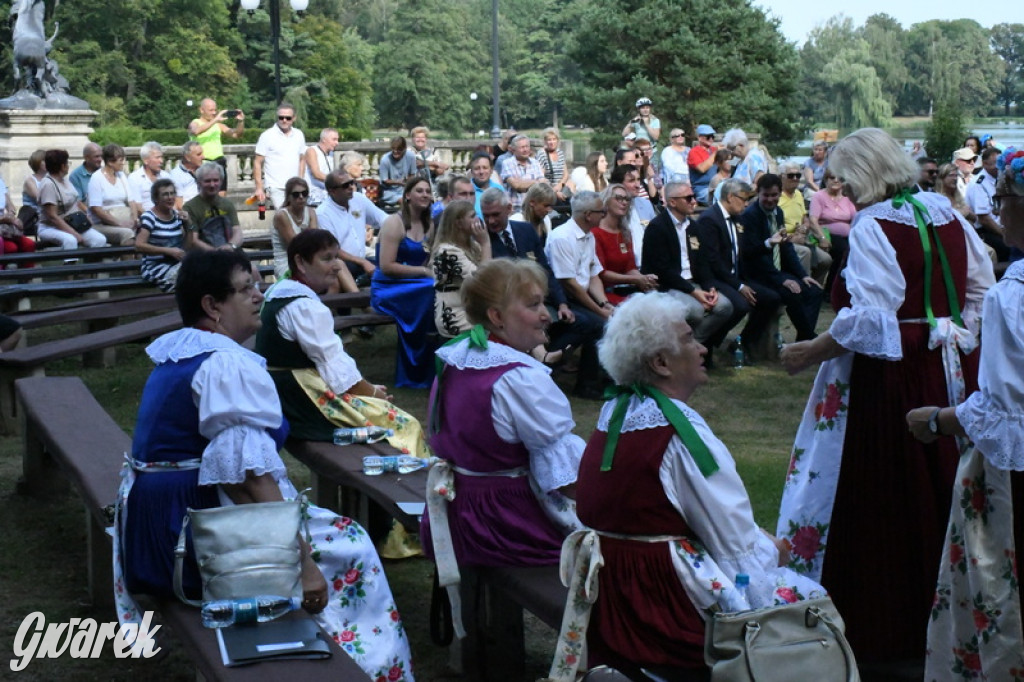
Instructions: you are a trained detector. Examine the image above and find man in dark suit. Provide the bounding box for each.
[479,187,605,397]
[641,181,733,362]
[738,173,822,341]
[691,178,780,359]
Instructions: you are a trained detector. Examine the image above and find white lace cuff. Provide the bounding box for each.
[956,394,1024,471]
[199,424,288,486]
[830,306,902,359]
[529,432,585,492]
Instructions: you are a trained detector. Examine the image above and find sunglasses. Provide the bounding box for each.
[669,194,696,202]
[278,115,293,121]
[785,173,801,179]
[290,190,309,199]
[610,194,632,202]
[670,133,684,138]
[926,169,938,176]
[330,180,356,190]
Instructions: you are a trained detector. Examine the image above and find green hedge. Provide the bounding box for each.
[89,126,370,148]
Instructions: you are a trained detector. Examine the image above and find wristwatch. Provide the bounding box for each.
[927,408,942,436]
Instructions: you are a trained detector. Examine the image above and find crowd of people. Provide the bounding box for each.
[8,93,1021,678]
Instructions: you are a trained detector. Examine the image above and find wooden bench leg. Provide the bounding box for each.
[84,318,118,368]
[87,511,115,611]
[482,577,526,677]
[4,367,41,437]
[18,399,70,497]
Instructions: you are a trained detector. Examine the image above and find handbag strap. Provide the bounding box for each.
[173,515,202,607]
[743,603,859,682]
[48,176,68,214]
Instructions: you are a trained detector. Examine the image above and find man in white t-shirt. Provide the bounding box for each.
[170,141,204,209]
[316,170,388,283]
[130,141,172,211]
[253,103,307,210]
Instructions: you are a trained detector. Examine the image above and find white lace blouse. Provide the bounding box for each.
[830,192,993,359]
[145,328,287,487]
[956,260,1024,470]
[263,279,363,394]
[436,338,585,492]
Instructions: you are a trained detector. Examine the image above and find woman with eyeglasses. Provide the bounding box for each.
[809,171,856,296]
[778,128,994,668]
[593,183,657,304]
[136,178,188,292]
[272,177,318,278]
[778,161,832,285]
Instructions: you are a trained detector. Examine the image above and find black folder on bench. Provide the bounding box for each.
[216,617,332,666]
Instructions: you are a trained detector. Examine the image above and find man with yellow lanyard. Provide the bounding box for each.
[188,98,245,192]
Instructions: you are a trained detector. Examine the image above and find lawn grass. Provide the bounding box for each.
[0,312,826,680]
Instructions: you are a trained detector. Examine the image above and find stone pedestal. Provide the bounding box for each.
[0,108,97,199]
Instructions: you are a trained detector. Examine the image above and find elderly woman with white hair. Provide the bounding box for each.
[129,141,171,212]
[777,128,994,668]
[552,292,826,681]
[722,128,767,186]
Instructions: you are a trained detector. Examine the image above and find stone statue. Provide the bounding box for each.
[1,0,88,109]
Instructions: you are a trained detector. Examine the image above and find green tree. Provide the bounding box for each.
[373,0,487,132]
[821,43,892,129]
[294,21,374,133]
[901,20,1005,117]
[799,16,860,124]
[991,23,1024,116]
[925,98,968,162]
[859,14,908,113]
[563,0,803,152]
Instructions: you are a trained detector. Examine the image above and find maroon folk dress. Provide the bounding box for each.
[823,217,981,663]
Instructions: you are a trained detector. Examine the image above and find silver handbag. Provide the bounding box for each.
[173,497,308,606]
[705,597,860,682]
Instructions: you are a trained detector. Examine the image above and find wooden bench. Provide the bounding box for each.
[16,376,371,681]
[0,311,185,434]
[283,438,568,677]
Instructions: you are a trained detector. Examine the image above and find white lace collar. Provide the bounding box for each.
[857,191,958,228]
[263,277,317,302]
[596,393,703,433]
[436,337,550,373]
[146,327,267,366]
[1004,259,1024,284]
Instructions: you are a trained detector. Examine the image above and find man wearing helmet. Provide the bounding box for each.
[622,97,661,146]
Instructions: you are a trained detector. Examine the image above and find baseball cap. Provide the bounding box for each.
[696,124,716,136]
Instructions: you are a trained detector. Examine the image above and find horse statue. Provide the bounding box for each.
[9,0,60,97]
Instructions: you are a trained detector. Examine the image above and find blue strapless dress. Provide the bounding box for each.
[371,236,437,388]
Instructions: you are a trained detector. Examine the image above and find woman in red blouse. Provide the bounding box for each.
[593,183,658,304]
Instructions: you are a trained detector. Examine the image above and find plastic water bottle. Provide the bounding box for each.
[734,573,750,605]
[732,336,745,369]
[200,595,300,629]
[333,426,393,446]
[774,331,785,353]
[362,455,427,476]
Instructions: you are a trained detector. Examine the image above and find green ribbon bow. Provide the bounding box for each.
[430,325,490,434]
[600,383,719,477]
[433,324,489,378]
[890,189,964,329]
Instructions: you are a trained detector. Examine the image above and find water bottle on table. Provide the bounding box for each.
[200,595,301,628]
[362,455,429,476]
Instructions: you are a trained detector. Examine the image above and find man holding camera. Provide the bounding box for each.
[188,98,245,192]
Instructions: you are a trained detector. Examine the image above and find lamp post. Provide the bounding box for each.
[490,0,500,139]
[239,0,308,105]
[470,92,478,136]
